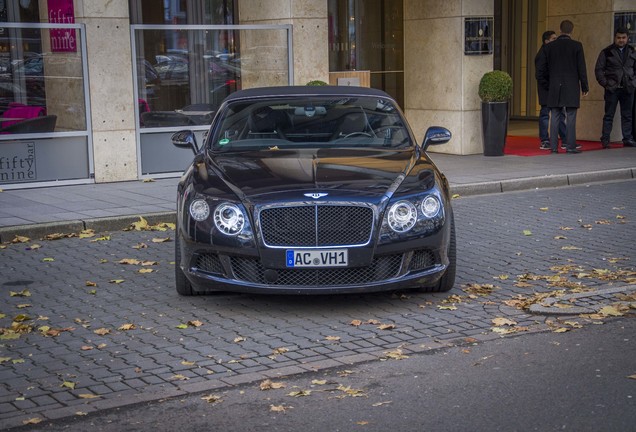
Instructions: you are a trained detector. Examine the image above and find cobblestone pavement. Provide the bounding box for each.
[1,181,634,429]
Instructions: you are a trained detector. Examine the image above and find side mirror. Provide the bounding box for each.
[171,130,199,154]
[422,126,451,151]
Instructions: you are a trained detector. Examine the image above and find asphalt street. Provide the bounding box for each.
[15,317,635,432]
[1,181,635,430]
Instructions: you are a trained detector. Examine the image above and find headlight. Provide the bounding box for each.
[421,195,441,218]
[189,199,210,221]
[387,200,417,233]
[214,203,245,235]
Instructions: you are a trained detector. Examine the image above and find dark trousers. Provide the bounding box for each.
[550,107,577,151]
[601,88,635,142]
[539,105,566,142]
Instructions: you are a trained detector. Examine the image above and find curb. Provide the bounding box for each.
[0,211,176,243]
[528,285,635,315]
[450,168,634,197]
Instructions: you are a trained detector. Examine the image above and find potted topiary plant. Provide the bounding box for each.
[306,80,328,86]
[478,70,513,156]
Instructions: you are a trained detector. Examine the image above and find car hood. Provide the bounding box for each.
[202,147,438,200]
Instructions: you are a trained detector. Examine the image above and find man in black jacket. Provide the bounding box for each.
[537,20,589,154]
[595,27,636,148]
[535,30,566,150]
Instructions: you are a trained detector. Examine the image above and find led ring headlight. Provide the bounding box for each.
[214,203,245,235]
[421,195,441,218]
[387,200,417,233]
[189,199,210,221]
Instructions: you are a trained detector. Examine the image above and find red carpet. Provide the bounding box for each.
[504,136,623,156]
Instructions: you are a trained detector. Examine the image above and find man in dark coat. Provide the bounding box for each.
[535,30,566,150]
[594,27,636,148]
[537,20,589,153]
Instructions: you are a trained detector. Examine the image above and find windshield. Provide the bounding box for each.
[210,95,412,151]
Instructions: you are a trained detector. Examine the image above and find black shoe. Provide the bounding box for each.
[566,148,582,154]
[623,140,636,147]
[539,141,551,150]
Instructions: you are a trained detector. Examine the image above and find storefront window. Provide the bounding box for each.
[0,20,92,187]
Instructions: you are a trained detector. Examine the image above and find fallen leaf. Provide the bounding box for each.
[169,374,189,381]
[233,336,246,343]
[561,246,582,250]
[109,279,125,284]
[350,319,363,327]
[287,389,311,397]
[311,379,328,385]
[181,360,196,366]
[119,258,141,265]
[598,305,624,317]
[260,379,286,390]
[12,235,30,243]
[201,394,222,403]
[22,418,42,425]
[80,346,93,351]
[377,324,396,330]
[93,328,111,335]
[372,401,393,407]
[382,349,409,360]
[187,320,203,327]
[270,404,291,412]
[152,237,172,243]
[523,230,532,236]
[325,336,341,341]
[61,381,76,389]
[133,243,148,249]
[85,281,97,287]
[539,207,549,211]
[138,268,154,274]
[437,305,457,310]
[492,317,517,326]
[78,394,100,399]
[90,235,111,242]
[118,323,136,331]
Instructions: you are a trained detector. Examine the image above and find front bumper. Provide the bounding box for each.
[178,232,449,295]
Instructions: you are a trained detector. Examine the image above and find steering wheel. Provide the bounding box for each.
[374,125,403,135]
[343,131,373,138]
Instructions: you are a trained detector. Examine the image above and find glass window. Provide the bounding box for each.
[328,0,404,106]
[0,25,87,134]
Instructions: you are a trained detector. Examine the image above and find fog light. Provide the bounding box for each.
[189,199,210,221]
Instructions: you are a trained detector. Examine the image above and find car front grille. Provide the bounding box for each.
[408,250,436,271]
[195,253,224,274]
[259,205,374,247]
[230,254,403,286]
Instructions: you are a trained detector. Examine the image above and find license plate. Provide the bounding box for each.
[286,249,348,268]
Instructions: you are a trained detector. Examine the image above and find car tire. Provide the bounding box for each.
[426,213,456,293]
[175,232,196,296]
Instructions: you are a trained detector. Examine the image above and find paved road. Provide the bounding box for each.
[1,181,634,429]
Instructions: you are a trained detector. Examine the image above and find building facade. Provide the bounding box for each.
[0,0,634,189]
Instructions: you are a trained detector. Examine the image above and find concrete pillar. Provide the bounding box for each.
[403,0,493,155]
[238,0,329,86]
[75,1,137,182]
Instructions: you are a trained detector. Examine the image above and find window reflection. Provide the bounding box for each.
[0,27,87,135]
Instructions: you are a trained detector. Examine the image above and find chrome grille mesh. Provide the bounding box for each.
[259,205,373,247]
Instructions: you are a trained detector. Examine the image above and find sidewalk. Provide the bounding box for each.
[0,147,634,241]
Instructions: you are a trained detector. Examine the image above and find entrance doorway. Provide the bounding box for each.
[496,0,547,124]
[327,0,404,107]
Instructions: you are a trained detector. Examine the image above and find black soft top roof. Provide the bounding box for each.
[224,85,393,103]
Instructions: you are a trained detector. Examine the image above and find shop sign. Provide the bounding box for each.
[464,17,493,55]
[48,0,76,52]
[0,142,36,183]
